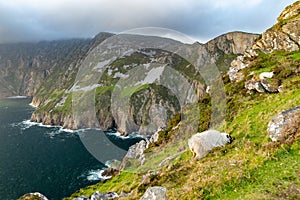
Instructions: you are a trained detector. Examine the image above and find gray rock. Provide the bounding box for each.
[73,196,89,200]
[267,106,300,142]
[19,192,48,200]
[245,79,266,93]
[104,192,119,199]
[90,191,107,200]
[260,79,279,93]
[188,130,233,160]
[140,186,167,200]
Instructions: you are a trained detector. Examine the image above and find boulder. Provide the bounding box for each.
[267,106,300,142]
[260,79,279,93]
[90,191,107,200]
[140,186,167,200]
[188,130,233,160]
[19,192,48,200]
[245,79,266,93]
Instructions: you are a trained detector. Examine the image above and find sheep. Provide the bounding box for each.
[259,71,274,80]
[188,130,233,160]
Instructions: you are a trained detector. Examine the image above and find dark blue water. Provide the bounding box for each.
[0,98,141,200]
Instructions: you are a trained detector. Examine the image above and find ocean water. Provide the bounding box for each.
[0,98,142,200]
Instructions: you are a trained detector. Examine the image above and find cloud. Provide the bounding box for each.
[0,0,296,43]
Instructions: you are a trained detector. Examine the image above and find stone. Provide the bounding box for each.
[19,192,48,200]
[90,191,107,200]
[245,79,266,93]
[188,130,233,160]
[104,192,119,199]
[260,79,279,93]
[73,196,89,200]
[267,106,300,142]
[140,186,167,200]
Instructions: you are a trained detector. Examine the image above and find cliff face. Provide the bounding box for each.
[0,32,113,99]
[0,31,258,135]
[229,1,300,81]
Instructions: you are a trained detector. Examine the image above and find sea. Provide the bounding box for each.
[0,97,142,200]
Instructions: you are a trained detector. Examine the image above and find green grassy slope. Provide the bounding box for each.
[65,50,300,200]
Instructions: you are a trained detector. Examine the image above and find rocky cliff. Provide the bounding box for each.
[0,31,258,135]
[229,0,300,82]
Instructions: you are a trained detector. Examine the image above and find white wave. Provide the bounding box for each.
[6,96,28,99]
[105,131,144,139]
[12,120,83,134]
[29,102,38,108]
[85,169,111,181]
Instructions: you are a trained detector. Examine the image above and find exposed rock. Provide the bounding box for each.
[140,186,167,200]
[141,171,160,185]
[229,2,300,82]
[104,192,119,199]
[90,191,106,200]
[73,196,89,200]
[277,1,300,21]
[188,130,233,160]
[122,139,148,168]
[252,29,299,53]
[19,192,48,200]
[119,191,132,198]
[205,32,259,55]
[260,79,280,93]
[267,106,300,142]
[245,78,266,93]
[228,56,249,81]
[101,167,119,178]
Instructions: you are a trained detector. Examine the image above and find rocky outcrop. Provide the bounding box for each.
[267,106,300,143]
[245,77,280,93]
[140,186,167,200]
[205,32,259,55]
[188,130,233,160]
[19,192,48,200]
[30,111,77,130]
[73,191,119,200]
[121,129,160,169]
[229,1,300,82]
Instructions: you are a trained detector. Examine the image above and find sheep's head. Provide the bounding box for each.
[226,134,234,144]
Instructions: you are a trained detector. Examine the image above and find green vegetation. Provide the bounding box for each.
[66,49,300,200]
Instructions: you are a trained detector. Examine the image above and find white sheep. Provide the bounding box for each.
[188,130,233,160]
[259,71,274,80]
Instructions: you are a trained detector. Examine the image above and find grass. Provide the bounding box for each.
[65,49,300,199]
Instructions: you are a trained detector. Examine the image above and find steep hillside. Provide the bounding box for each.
[63,2,300,200]
[27,32,257,134]
[0,33,113,98]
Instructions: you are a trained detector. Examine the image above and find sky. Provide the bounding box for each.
[0,0,297,44]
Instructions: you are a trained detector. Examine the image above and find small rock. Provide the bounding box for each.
[104,192,119,199]
[140,186,167,200]
[245,79,266,93]
[73,196,89,200]
[188,130,233,160]
[260,79,279,93]
[90,191,106,200]
[267,106,300,142]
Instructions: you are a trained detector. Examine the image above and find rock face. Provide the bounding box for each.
[1,29,257,135]
[267,106,300,143]
[205,32,259,55]
[121,130,160,169]
[19,192,48,200]
[229,1,300,82]
[188,130,233,160]
[140,186,167,200]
